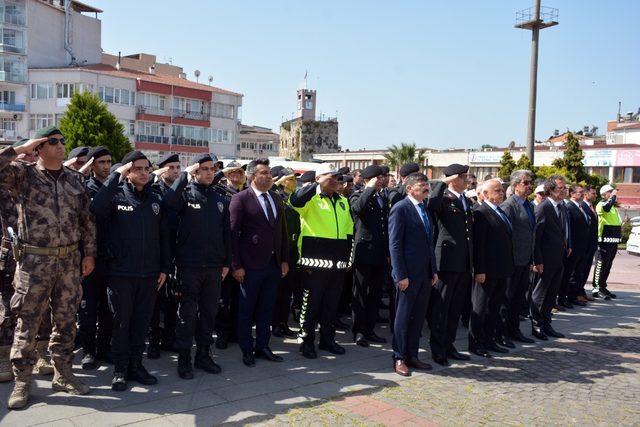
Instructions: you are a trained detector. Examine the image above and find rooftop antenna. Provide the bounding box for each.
[304,70,308,89]
[194,69,201,83]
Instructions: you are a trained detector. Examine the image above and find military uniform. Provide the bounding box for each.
[0,141,96,406]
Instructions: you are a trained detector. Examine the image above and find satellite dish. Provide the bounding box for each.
[208,75,213,84]
[194,70,200,82]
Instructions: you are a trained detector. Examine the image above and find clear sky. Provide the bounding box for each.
[93,0,639,151]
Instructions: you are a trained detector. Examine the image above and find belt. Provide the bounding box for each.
[22,243,79,257]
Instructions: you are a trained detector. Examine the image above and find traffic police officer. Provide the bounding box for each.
[163,154,231,379]
[290,166,354,359]
[91,150,170,392]
[592,184,621,300]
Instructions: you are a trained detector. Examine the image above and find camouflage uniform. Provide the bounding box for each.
[0,147,96,373]
[0,188,17,347]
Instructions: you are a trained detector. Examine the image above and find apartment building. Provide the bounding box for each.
[238,124,279,159]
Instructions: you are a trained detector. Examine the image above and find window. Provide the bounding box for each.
[212,103,235,119]
[114,88,120,104]
[129,120,135,136]
[98,86,134,105]
[0,90,15,104]
[56,83,78,99]
[30,84,54,100]
[104,87,114,103]
[138,93,166,112]
[30,114,53,131]
[614,167,640,183]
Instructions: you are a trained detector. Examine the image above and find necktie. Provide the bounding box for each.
[459,195,468,212]
[417,202,431,237]
[579,204,590,224]
[261,193,275,225]
[496,206,512,233]
[523,201,535,230]
[558,204,568,240]
[376,193,384,209]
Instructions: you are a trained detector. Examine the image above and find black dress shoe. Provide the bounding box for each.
[81,353,97,370]
[542,326,565,338]
[177,350,194,380]
[470,348,492,358]
[215,336,228,350]
[255,347,283,362]
[531,326,548,341]
[433,355,450,366]
[364,333,387,344]
[242,351,256,367]
[319,341,346,355]
[272,325,285,338]
[570,299,587,307]
[194,347,222,373]
[496,338,516,349]
[280,325,297,337]
[300,342,317,359]
[354,333,369,347]
[447,348,471,361]
[602,289,616,299]
[128,362,158,385]
[559,300,574,309]
[334,318,350,330]
[146,343,161,359]
[508,331,535,344]
[111,372,127,391]
[487,343,509,354]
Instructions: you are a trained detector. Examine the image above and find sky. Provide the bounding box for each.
[92,0,640,151]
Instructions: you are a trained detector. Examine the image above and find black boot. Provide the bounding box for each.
[128,360,158,385]
[194,345,221,374]
[177,349,194,380]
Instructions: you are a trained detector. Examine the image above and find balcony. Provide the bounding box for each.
[171,108,209,121]
[0,101,24,111]
[0,43,24,54]
[135,134,170,144]
[136,105,167,115]
[171,136,209,148]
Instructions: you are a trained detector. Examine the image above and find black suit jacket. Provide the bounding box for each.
[581,200,598,250]
[229,187,289,271]
[350,186,389,265]
[533,198,568,269]
[427,181,473,273]
[566,200,590,255]
[473,203,514,279]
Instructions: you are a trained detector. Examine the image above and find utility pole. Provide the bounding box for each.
[515,1,558,163]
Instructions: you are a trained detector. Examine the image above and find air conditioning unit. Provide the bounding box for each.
[12,113,22,121]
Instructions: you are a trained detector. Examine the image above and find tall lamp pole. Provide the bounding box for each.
[515,1,558,163]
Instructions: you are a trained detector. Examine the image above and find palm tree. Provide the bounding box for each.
[384,143,427,174]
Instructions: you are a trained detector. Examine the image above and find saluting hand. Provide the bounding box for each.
[397,278,409,292]
[185,163,200,175]
[13,137,48,155]
[442,173,459,184]
[157,272,167,290]
[365,176,378,189]
[63,157,78,168]
[81,256,95,277]
[78,157,94,176]
[116,162,133,180]
[152,166,169,178]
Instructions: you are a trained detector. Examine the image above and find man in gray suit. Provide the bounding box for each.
[500,170,536,344]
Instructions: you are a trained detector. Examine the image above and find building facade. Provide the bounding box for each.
[238,124,278,159]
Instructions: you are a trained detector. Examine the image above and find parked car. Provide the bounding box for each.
[627,216,640,256]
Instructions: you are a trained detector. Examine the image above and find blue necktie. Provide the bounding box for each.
[523,201,535,230]
[417,202,431,237]
[496,206,512,233]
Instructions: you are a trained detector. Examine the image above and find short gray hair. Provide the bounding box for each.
[510,169,533,187]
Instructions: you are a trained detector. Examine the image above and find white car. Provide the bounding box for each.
[627,216,640,256]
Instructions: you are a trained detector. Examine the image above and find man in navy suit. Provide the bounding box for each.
[229,159,289,368]
[389,173,438,376]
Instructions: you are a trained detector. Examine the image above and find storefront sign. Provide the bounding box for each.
[468,151,505,164]
[583,149,614,167]
[615,149,640,166]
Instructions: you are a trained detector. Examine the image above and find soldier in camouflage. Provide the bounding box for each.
[0,127,97,410]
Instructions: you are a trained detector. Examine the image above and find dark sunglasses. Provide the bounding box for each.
[48,137,65,146]
[521,180,533,185]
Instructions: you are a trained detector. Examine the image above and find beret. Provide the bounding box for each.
[599,184,614,195]
[379,165,390,174]
[12,138,30,148]
[194,153,213,164]
[68,146,89,159]
[87,146,110,160]
[110,163,122,174]
[443,163,469,177]
[157,153,179,167]
[361,165,383,180]
[270,165,285,177]
[299,170,316,183]
[339,174,353,183]
[399,162,420,177]
[35,126,62,138]
[337,166,350,175]
[121,150,149,165]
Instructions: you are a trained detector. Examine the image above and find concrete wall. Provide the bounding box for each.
[27,1,101,68]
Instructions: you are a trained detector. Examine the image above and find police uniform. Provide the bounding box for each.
[78,147,113,369]
[592,187,621,299]
[0,127,97,408]
[90,151,170,391]
[427,163,473,365]
[148,153,180,357]
[290,171,354,358]
[349,165,389,346]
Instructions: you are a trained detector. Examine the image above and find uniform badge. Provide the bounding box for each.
[339,201,346,210]
[152,203,160,215]
[217,202,224,213]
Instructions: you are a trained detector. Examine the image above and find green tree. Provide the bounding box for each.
[384,143,426,173]
[551,132,587,183]
[498,150,516,182]
[60,91,132,161]
[515,153,534,172]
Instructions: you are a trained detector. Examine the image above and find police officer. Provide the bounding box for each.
[147,153,181,358]
[427,163,473,366]
[163,154,231,379]
[0,129,97,409]
[290,167,354,359]
[592,184,621,300]
[91,151,170,392]
[350,165,389,347]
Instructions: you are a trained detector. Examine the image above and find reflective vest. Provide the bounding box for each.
[596,199,622,243]
[291,190,354,271]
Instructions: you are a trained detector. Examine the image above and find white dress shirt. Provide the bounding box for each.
[448,188,468,211]
[251,184,277,220]
[407,195,427,224]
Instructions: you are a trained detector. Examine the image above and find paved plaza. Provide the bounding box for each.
[1,251,639,426]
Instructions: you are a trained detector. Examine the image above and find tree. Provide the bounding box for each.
[514,153,536,179]
[498,150,516,182]
[384,143,426,173]
[551,132,586,183]
[60,91,132,162]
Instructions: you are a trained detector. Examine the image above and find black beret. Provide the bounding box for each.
[215,160,224,169]
[339,174,353,183]
[337,166,350,175]
[68,146,89,159]
[35,126,62,138]
[110,163,122,174]
[380,165,390,175]
[299,170,316,183]
[443,163,469,177]
[361,165,383,180]
[87,146,110,160]
[399,162,420,177]
[157,153,179,167]
[194,153,213,164]
[12,138,30,148]
[121,150,149,165]
[270,165,285,177]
